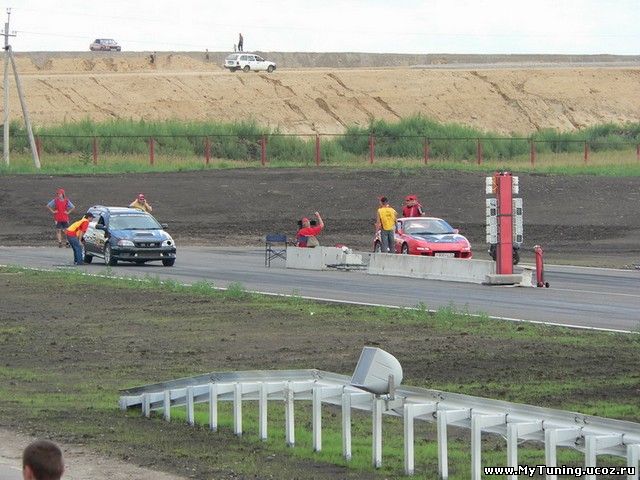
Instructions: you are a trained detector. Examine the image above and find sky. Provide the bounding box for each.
[1,0,638,55]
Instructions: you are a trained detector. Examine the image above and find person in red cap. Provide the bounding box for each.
[296,212,324,247]
[402,194,424,218]
[46,188,76,248]
[129,193,152,213]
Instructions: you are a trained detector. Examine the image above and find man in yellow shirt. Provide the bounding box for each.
[129,193,152,213]
[376,196,397,253]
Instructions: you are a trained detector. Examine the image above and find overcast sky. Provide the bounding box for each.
[2,0,639,54]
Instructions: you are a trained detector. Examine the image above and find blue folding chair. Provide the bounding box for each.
[265,234,287,267]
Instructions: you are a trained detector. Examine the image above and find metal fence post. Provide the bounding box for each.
[35,135,42,159]
[149,137,155,166]
[92,136,98,165]
[260,135,267,166]
[530,140,536,167]
[476,138,483,165]
[584,141,589,164]
[315,134,321,166]
[423,137,430,165]
[204,137,211,165]
[369,134,375,164]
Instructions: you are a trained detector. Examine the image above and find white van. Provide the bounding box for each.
[224,53,276,73]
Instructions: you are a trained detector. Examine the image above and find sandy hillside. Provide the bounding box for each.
[2,52,640,134]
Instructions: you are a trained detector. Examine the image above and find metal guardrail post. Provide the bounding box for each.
[404,403,437,475]
[285,384,295,447]
[312,387,322,452]
[506,422,542,480]
[341,390,352,460]
[259,383,268,440]
[233,383,242,436]
[372,396,383,468]
[627,444,640,480]
[208,383,218,431]
[471,413,506,480]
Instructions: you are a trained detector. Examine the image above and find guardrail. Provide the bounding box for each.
[119,369,640,479]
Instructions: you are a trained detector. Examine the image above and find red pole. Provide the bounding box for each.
[423,138,430,165]
[369,134,375,164]
[530,140,536,168]
[534,245,549,288]
[476,138,483,165]
[315,134,320,166]
[204,137,211,165]
[35,136,42,159]
[636,144,639,162]
[260,135,267,166]
[92,136,98,165]
[584,141,589,164]
[149,137,155,166]
[495,172,513,275]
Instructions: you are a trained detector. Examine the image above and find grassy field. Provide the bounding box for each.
[2,148,640,176]
[2,117,640,176]
[1,267,638,478]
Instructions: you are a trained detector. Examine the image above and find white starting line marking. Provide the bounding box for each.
[2,263,635,335]
[549,287,640,299]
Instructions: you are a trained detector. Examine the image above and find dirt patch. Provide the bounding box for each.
[5,52,640,133]
[1,169,639,266]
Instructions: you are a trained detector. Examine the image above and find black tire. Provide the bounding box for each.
[401,243,409,255]
[373,241,381,253]
[83,254,93,264]
[242,65,250,73]
[135,260,146,265]
[162,258,175,267]
[512,249,521,265]
[230,67,237,72]
[488,244,520,265]
[267,65,275,73]
[104,244,117,266]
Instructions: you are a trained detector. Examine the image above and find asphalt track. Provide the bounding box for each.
[0,246,638,332]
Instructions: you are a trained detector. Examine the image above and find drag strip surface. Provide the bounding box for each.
[1,246,638,332]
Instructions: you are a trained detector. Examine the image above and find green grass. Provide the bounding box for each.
[2,117,640,176]
[1,266,638,478]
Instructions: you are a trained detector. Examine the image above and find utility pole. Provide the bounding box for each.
[2,9,40,168]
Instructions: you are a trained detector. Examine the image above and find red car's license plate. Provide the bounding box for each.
[435,252,455,258]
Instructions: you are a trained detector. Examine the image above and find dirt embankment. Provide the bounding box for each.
[1,169,639,266]
[4,52,640,134]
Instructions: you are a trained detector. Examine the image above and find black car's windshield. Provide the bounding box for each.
[403,219,454,235]
[109,214,161,230]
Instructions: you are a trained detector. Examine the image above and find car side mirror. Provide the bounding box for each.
[96,224,106,231]
[161,223,168,229]
[453,228,459,234]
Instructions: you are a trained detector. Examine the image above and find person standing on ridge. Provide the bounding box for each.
[238,33,244,52]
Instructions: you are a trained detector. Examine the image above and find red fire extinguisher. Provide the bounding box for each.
[534,245,549,288]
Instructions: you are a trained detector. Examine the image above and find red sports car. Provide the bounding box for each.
[373,217,472,258]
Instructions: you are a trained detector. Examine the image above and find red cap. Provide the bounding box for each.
[138,193,145,201]
[57,188,65,195]
[301,217,309,223]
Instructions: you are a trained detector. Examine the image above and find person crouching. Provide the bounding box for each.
[65,213,94,265]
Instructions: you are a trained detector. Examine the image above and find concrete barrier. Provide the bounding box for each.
[367,253,496,284]
[286,246,346,270]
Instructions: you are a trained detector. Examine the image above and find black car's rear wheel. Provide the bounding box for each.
[243,65,250,73]
[267,65,275,73]
[104,244,117,266]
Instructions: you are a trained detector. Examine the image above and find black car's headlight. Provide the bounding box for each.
[116,239,135,247]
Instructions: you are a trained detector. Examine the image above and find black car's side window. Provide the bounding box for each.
[97,215,106,226]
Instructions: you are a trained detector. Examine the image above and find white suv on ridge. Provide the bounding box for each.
[224,53,276,73]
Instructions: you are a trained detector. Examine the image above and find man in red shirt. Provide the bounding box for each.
[65,212,94,265]
[296,212,324,247]
[402,195,425,218]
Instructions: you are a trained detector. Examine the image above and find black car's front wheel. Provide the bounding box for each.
[401,243,409,254]
[83,253,93,264]
[162,258,175,267]
[104,244,117,266]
